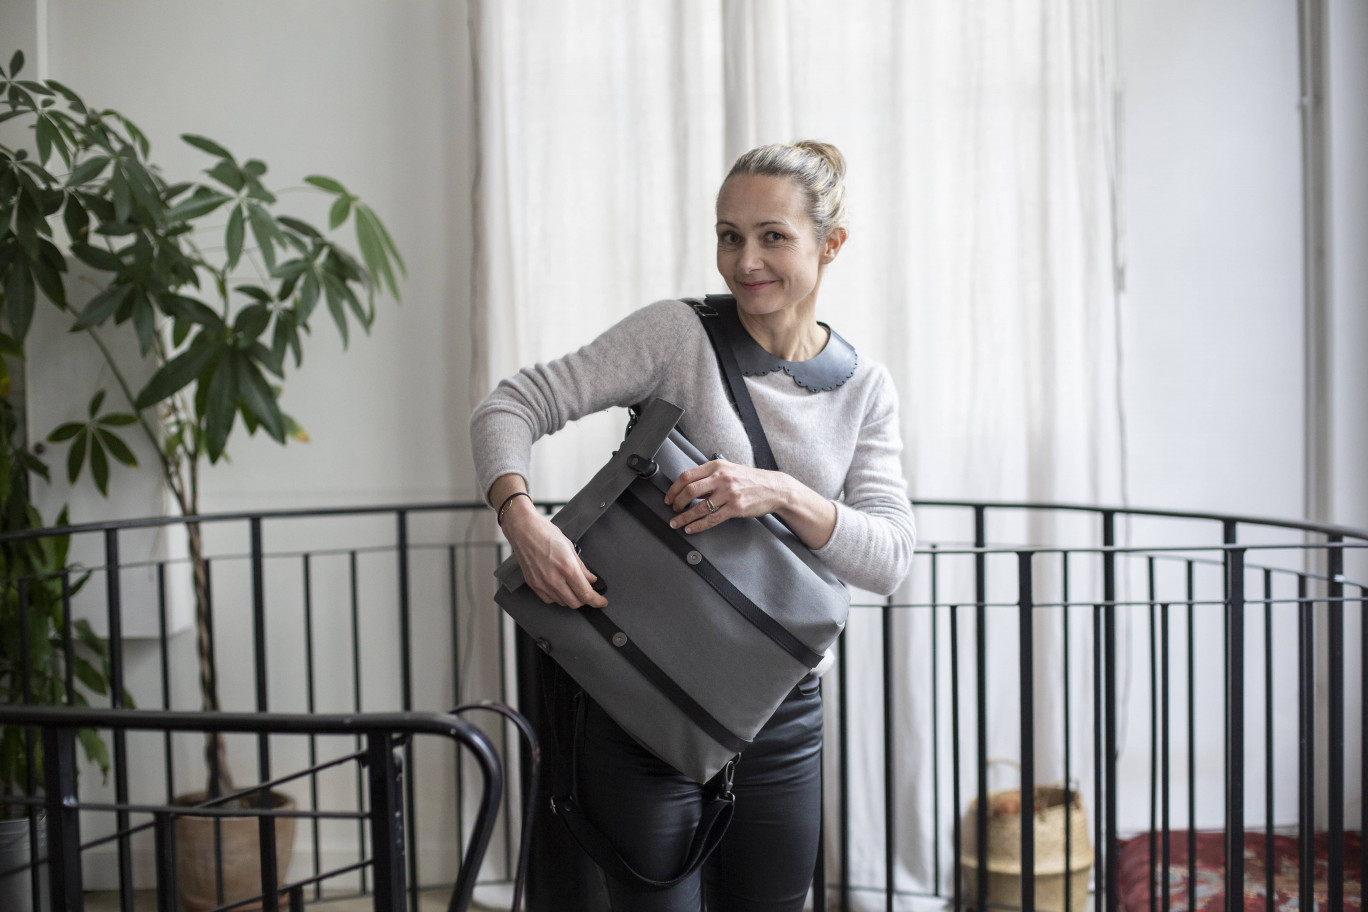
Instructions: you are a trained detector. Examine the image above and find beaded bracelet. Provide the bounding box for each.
[496,490,532,527]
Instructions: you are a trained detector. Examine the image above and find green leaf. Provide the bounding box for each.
[158,294,223,329]
[73,658,108,696]
[135,339,220,409]
[246,202,278,269]
[4,261,36,341]
[47,422,85,444]
[96,428,137,468]
[233,284,272,303]
[207,160,245,193]
[328,195,352,230]
[225,205,245,271]
[172,317,191,347]
[76,727,110,780]
[35,115,57,166]
[233,304,271,340]
[131,290,156,354]
[66,428,88,484]
[234,356,285,442]
[71,242,123,272]
[277,216,322,241]
[180,134,235,161]
[97,413,138,427]
[9,50,23,76]
[46,79,86,115]
[88,389,107,418]
[303,175,347,194]
[110,165,131,223]
[88,434,109,495]
[0,332,24,358]
[164,189,232,223]
[72,283,132,331]
[203,354,240,462]
[67,155,111,187]
[62,194,90,243]
[29,246,68,308]
[323,274,349,348]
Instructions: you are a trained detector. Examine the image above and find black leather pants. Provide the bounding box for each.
[576,679,824,912]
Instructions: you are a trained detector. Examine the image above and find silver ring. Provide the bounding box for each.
[706,498,718,514]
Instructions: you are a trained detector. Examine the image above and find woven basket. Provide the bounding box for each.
[961,783,1093,912]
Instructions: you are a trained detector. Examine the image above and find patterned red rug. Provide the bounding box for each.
[1117,831,1361,911]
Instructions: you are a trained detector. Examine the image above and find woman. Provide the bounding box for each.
[472,140,915,911]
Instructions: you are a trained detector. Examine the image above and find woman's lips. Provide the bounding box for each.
[739,280,775,291]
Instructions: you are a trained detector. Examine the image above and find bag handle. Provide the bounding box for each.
[690,296,779,472]
[494,397,684,591]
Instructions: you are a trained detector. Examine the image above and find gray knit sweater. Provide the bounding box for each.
[470,299,915,595]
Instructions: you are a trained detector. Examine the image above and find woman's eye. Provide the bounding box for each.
[765,231,786,243]
[718,232,740,246]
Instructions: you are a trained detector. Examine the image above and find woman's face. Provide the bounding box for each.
[715,174,841,320]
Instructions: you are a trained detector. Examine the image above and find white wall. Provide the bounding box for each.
[31,1,479,519]
[1118,0,1307,523]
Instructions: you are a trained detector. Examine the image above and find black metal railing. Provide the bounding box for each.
[0,705,505,912]
[0,500,1363,911]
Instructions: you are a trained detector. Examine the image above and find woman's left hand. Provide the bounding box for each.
[665,459,788,534]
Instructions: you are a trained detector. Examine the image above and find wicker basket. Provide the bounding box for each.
[961,783,1093,912]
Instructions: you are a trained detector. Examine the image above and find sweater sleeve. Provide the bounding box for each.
[812,366,916,594]
[470,300,693,503]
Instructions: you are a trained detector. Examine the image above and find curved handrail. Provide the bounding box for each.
[0,497,1361,545]
[0,706,506,912]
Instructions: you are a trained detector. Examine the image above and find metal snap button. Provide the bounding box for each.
[536,637,552,654]
[686,550,702,565]
[611,632,628,648]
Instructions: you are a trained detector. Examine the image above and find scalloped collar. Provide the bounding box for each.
[710,296,858,393]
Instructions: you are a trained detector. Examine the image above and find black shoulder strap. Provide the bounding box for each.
[690,295,779,472]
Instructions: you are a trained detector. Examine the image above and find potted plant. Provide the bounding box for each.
[0,49,404,907]
[0,378,116,909]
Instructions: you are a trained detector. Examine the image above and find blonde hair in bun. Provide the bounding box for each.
[725,140,849,241]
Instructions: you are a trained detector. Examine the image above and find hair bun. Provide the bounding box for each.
[793,140,846,180]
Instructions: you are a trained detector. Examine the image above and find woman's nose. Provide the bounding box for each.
[738,243,763,272]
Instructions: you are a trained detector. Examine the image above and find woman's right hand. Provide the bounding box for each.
[500,495,608,610]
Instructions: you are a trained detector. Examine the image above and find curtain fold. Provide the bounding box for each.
[470,1,1118,905]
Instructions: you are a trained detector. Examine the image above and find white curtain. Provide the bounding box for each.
[470,1,1120,906]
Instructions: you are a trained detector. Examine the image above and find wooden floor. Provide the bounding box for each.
[80,886,484,912]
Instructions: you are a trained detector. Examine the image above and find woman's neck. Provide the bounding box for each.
[736,306,830,362]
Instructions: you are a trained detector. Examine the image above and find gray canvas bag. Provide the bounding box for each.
[493,397,850,786]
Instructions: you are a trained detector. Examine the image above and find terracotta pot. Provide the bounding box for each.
[174,790,296,912]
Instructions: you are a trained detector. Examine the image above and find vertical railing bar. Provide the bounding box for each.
[1147,557,1157,912]
[1061,550,1072,912]
[302,553,323,900]
[1186,559,1196,897]
[974,507,989,909]
[930,545,941,898]
[249,517,272,793]
[1160,600,1171,912]
[882,596,896,912]
[204,556,226,910]
[17,577,39,907]
[448,544,468,866]
[43,725,83,911]
[1297,572,1312,910]
[495,564,514,884]
[154,811,179,912]
[105,527,135,912]
[1326,536,1344,912]
[1263,567,1274,911]
[158,563,175,804]
[950,603,962,912]
[367,732,407,912]
[1223,523,1245,912]
[1361,583,1367,908]
[1093,598,1103,912]
[61,568,75,701]
[1102,510,1117,912]
[839,622,851,911]
[395,510,420,911]
[350,550,368,892]
[1017,551,1035,912]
